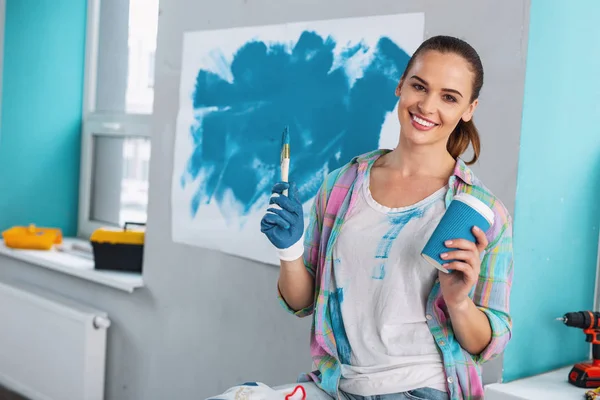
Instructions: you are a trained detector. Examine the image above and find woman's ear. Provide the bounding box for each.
[395,79,404,97]
[461,99,479,122]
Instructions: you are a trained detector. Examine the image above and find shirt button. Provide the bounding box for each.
[425,314,432,320]
[447,377,454,384]
[439,340,445,346]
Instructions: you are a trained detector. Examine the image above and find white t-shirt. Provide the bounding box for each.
[332,173,448,396]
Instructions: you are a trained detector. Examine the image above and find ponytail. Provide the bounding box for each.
[447,119,480,165]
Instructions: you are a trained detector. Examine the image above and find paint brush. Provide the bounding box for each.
[281,126,290,196]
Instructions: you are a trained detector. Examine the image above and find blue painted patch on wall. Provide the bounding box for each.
[181,30,410,219]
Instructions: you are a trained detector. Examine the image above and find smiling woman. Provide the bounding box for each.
[244,35,514,400]
[395,38,484,165]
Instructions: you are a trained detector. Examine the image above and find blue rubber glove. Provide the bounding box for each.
[260,182,305,261]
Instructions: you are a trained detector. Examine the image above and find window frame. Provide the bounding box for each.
[77,0,154,239]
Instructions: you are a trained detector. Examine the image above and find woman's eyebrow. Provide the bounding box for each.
[410,75,464,98]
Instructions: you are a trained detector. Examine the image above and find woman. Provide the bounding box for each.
[211,35,513,400]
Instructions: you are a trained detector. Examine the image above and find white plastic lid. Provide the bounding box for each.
[453,193,495,225]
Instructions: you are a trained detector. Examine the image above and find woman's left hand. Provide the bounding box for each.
[438,226,488,309]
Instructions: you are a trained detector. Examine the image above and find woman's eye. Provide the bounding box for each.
[443,94,457,103]
[412,84,425,91]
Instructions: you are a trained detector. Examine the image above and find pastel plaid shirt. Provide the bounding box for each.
[277,149,514,400]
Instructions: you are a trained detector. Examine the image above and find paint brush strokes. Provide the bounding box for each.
[181,31,409,220]
[373,209,424,279]
[329,287,352,364]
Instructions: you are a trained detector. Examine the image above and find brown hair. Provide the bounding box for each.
[401,35,484,164]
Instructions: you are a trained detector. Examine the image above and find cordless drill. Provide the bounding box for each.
[558,311,600,388]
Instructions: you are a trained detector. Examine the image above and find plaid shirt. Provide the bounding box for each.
[278,149,514,400]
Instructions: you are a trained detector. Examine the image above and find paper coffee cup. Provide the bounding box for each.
[421,193,494,273]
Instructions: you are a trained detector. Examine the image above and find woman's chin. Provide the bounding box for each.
[402,130,436,147]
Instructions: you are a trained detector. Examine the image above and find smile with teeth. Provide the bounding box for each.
[411,113,438,128]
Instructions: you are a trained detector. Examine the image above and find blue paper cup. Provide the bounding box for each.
[421,193,494,273]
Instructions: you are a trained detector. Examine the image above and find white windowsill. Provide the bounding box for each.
[0,238,144,293]
[484,365,589,399]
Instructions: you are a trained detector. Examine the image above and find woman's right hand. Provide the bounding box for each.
[260,182,305,261]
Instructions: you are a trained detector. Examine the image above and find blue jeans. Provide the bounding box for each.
[207,382,449,400]
[341,387,449,400]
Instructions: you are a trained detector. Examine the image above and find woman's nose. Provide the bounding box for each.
[417,95,436,114]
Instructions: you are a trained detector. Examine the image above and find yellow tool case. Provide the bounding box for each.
[90,222,145,273]
[2,224,63,250]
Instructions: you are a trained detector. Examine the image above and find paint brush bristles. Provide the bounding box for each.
[281,126,290,196]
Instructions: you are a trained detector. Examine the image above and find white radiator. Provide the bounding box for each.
[0,281,110,400]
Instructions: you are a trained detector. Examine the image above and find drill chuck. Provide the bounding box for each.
[561,311,600,329]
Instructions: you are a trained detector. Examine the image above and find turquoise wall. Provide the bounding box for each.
[503,0,600,381]
[0,0,87,236]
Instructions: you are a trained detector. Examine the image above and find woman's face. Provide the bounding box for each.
[396,50,478,148]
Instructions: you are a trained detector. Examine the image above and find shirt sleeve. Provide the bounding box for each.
[472,210,514,363]
[276,179,327,317]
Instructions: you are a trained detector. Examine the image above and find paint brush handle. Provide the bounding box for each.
[281,158,289,196]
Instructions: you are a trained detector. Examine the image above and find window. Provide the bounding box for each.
[78,0,159,238]
[89,134,150,227]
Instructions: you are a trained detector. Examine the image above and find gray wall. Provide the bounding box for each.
[150,0,529,396]
[0,1,529,399]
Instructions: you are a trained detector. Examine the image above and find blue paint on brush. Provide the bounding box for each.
[182,31,410,220]
[282,126,290,146]
[328,287,352,364]
[372,208,424,279]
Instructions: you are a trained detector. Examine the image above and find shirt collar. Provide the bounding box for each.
[453,157,474,186]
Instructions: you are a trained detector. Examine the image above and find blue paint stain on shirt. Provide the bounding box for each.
[328,287,352,365]
[372,208,425,279]
[372,263,386,280]
[181,31,410,219]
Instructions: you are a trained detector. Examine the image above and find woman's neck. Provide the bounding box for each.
[380,136,456,180]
